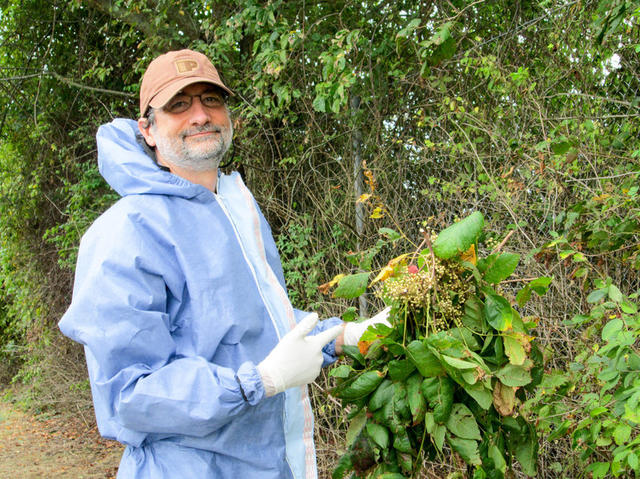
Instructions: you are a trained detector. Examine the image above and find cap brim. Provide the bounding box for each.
[148,77,234,110]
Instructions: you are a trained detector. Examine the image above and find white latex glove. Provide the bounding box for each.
[342,306,392,346]
[257,313,342,397]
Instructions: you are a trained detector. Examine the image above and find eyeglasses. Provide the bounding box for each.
[163,92,226,114]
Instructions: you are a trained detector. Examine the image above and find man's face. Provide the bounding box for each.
[139,82,233,172]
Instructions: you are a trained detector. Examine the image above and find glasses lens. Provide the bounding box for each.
[166,96,191,113]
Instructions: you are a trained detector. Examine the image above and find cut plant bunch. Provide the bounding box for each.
[327,212,551,478]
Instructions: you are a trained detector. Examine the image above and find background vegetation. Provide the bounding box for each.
[0,0,638,477]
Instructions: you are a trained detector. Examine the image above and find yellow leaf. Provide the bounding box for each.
[370,265,394,285]
[370,207,384,219]
[460,244,477,265]
[388,253,409,266]
[358,340,373,355]
[356,193,372,203]
[318,273,345,294]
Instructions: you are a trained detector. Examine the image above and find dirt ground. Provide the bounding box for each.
[0,401,123,478]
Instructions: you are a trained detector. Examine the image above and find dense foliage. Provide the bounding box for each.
[0,1,638,476]
[329,213,547,478]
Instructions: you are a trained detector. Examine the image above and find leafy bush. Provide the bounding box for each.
[328,213,550,478]
[527,281,640,478]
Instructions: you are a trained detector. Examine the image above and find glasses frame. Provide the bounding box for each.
[162,90,227,115]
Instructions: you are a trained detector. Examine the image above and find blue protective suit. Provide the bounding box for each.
[59,118,342,479]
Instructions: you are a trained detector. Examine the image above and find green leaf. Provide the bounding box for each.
[586,462,609,479]
[406,340,445,376]
[613,423,632,445]
[608,284,623,302]
[433,211,484,259]
[406,373,427,424]
[587,288,608,303]
[445,403,482,440]
[333,272,370,299]
[422,376,454,423]
[441,355,478,370]
[433,423,446,451]
[516,277,552,307]
[514,431,538,476]
[496,363,532,387]
[388,359,416,382]
[345,409,368,447]
[602,318,623,341]
[484,292,513,331]
[393,382,411,422]
[329,364,352,378]
[378,227,402,241]
[489,444,507,474]
[335,370,386,401]
[332,453,353,479]
[366,422,390,449]
[393,427,412,453]
[447,435,482,465]
[312,95,326,112]
[547,420,571,441]
[368,379,395,411]
[503,334,526,365]
[462,382,493,410]
[483,253,520,284]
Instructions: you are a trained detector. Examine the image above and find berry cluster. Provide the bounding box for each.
[379,257,470,334]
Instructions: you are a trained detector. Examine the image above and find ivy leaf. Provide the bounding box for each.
[333,272,370,298]
[602,318,623,341]
[483,253,520,284]
[433,211,484,259]
[335,370,386,401]
[514,430,538,476]
[608,284,623,303]
[489,444,507,474]
[368,379,394,411]
[445,403,482,440]
[406,373,426,424]
[378,227,402,241]
[312,95,326,112]
[366,422,390,449]
[503,333,526,365]
[484,292,513,331]
[388,358,416,382]
[516,276,552,307]
[393,427,412,453]
[422,376,454,423]
[462,382,493,410]
[331,453,353,479]
[493,381,516,416]
[447,435,482,465]
[586,463,609,479]
[496,363,532,387]
[613,423,632,445]
[406,340,445,376]
[441,355,478,370]
[330,364,352,378]
[345,409,367,447]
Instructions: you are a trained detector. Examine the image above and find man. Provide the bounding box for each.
[59,49,387,479]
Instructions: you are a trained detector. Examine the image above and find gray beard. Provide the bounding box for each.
[153,123,233,172]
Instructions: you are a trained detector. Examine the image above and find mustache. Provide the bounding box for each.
[181,124,222,138]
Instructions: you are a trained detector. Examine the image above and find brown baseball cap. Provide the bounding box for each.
[139,49,233,116]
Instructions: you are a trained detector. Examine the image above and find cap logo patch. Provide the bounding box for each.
[174,59,199,74]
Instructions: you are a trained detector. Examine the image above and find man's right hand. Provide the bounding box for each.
[257,313,342,397]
